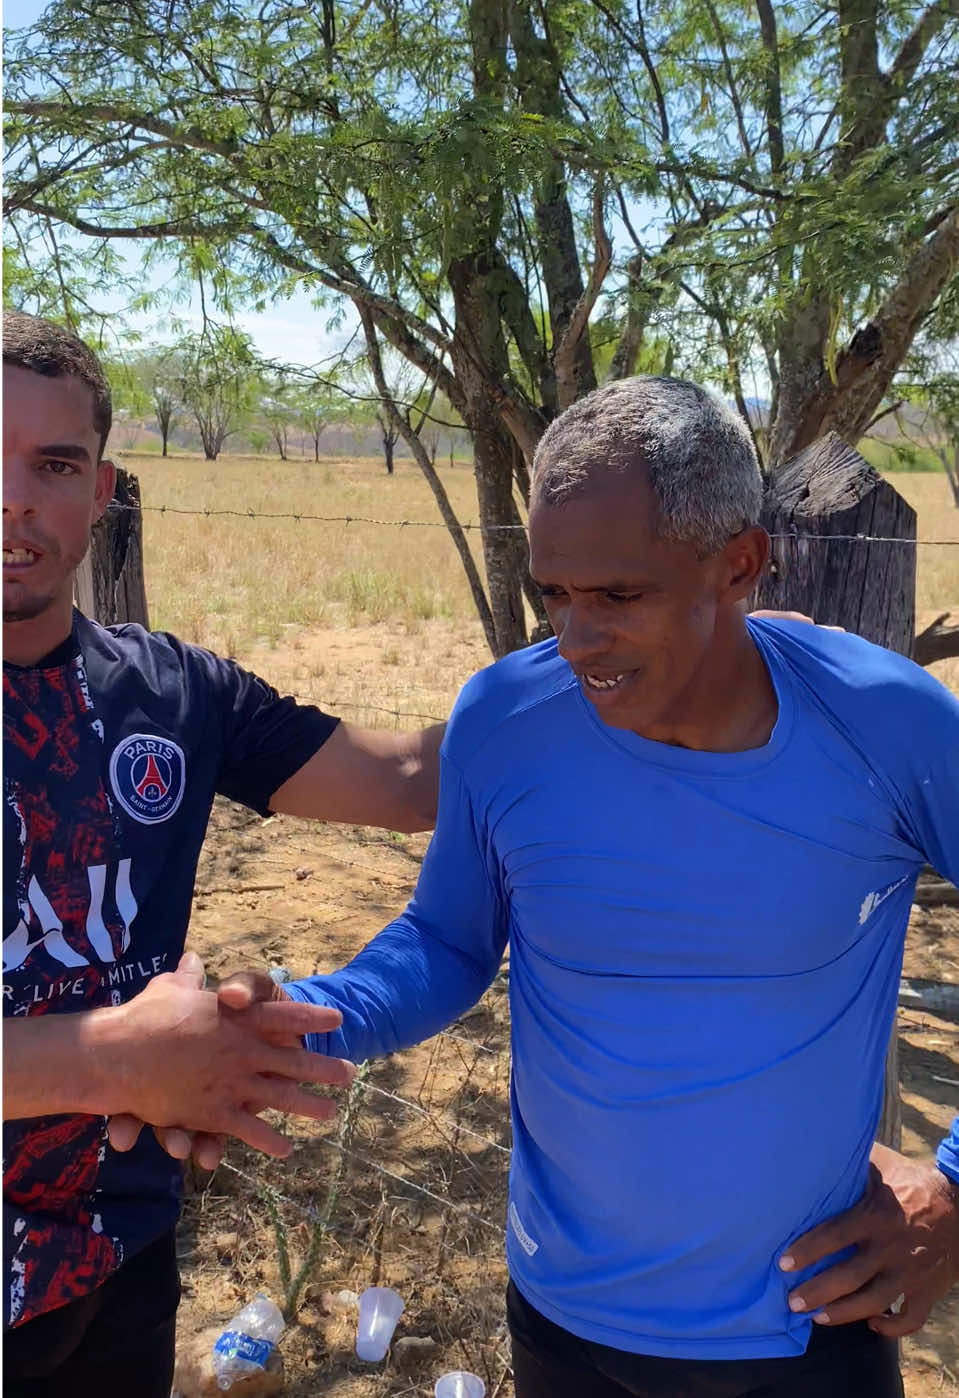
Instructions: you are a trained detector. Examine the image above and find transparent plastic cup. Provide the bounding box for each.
[434,1372,486,1398]
[355,1285,405,1361]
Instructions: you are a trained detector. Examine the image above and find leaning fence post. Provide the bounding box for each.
[753,431,917,1149]
[74,467,149,628]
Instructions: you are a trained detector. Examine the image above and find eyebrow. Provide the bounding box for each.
[530,576,656,592]
[37,443,93,464]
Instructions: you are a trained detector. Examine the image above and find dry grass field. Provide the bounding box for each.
[119,451,959,1398]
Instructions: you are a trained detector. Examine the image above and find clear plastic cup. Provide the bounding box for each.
[434,1372,486,1398]
[355,1285,405,1361]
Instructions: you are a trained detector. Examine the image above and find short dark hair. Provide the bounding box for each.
[3,310,112,458]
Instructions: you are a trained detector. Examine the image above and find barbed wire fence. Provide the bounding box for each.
[101,493,958,730]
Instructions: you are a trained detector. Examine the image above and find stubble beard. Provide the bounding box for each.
[3,584,63,624]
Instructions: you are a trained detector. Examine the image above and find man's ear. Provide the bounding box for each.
[721,526,770,602]
[93,458,117,522]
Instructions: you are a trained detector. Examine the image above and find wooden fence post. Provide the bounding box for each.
[753,431,917,1150]
[74,467,149,628]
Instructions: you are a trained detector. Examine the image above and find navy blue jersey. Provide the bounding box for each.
[3,612,338,1328]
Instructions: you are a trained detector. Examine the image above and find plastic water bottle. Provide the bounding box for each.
[211,1294,285,1390]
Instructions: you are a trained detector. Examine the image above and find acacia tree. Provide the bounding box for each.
[258,375,296,459]
[5,0,958,654]
[129,349,183,456]
[177,327,258,460]
[291,383,339,461]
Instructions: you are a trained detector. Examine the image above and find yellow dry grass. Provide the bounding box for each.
[128,452,486,650]
[124,452,959,708]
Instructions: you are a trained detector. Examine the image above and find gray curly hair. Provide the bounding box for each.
[532,376,763,556]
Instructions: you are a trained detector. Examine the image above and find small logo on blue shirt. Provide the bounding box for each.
[109,733,186,825]
[509,1200,539,1256]
[858,875,909,926]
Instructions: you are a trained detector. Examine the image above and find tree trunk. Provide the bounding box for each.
[753,431,917,1148]
[449,253,530,657]
[75,468,149,628]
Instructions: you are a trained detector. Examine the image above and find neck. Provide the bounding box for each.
[3,594,75,668]
[638,611,778,753]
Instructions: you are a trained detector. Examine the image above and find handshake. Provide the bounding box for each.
[105,951,353,1170]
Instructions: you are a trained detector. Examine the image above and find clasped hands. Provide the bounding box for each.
[105,951,347,1170]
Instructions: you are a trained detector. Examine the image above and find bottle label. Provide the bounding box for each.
[214,1331,274,1368]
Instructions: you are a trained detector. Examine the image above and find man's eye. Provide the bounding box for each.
[537,585,565,600]
[606,591,643,603]
[43,460,77,475]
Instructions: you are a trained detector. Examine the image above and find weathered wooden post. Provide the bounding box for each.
[753,431,917,1148]
[75,467,150,628]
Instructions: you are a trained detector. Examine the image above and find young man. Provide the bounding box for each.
[282,377,959,1396]
[1,310,442,1394]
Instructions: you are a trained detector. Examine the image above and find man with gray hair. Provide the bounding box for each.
[281,375,959,1396]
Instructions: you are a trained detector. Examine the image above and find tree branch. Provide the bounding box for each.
[913,612,959,667]
[755,0,785,175]
[888,0,953,89]
[7,100,239,159]
[358,303,497,654]
[554,183,612,410]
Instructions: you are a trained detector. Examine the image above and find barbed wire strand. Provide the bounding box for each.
[111,498,958,544]
[361,1079,511,1157]
[221,1139,505,1237]
[300,698,448,723]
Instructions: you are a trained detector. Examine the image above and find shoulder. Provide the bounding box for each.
[748,617,959,736]
[443,638,576,770]
[83,616,261,699]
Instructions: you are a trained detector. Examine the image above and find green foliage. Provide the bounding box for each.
[176,325,261,458]
[4,0,957,638]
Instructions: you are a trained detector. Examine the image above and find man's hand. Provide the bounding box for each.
[108,963,312,1168]
[103,952,352,1160]
[779,1143,959,1334]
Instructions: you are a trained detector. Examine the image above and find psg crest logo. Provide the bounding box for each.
[109,733,186,824]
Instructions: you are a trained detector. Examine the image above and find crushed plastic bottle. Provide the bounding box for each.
[211,1293,285,1391]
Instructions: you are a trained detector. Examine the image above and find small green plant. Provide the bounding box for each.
[262,1060,372,1323]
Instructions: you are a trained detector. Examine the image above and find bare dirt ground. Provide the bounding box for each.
[120,453,959,1395]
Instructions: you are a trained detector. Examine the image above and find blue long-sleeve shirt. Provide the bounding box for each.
[287,619,959,1359]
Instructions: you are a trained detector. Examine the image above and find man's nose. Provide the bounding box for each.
[3,458,38,521]
[555,603,610,666]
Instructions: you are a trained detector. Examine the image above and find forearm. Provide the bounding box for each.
[3,1008,128,1119]
[286,913,502,1063]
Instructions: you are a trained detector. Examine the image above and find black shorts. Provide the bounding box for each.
[3,1229,180,1398]
[507,1279,905,1398]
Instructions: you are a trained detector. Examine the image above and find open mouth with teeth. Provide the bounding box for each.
[3,548,40,566]
[580,671,632,694]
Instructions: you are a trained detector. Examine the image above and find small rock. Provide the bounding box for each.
[215,1232,240,1256]
[330,1288,360,1313]
[294,866,313,881]
[393,1336,438,1369]
[268,966,293,985]
[173,1325,284,1398]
